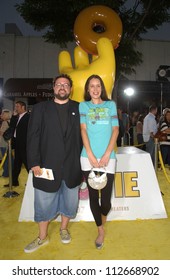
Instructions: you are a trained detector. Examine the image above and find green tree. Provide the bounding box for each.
[16,0,170,78]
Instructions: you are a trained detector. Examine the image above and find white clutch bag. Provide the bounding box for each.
[88,168,107,190]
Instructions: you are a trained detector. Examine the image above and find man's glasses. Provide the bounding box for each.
[55,83,71,88]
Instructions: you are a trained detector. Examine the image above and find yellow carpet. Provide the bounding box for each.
[0,167,170,260]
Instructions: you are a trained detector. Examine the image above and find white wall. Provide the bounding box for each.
[125,39,170,81]
[0,34,76,83]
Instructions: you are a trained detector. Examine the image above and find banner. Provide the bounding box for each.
[3,78,53,98]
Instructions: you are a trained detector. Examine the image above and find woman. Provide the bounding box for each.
[160,109,170,167]
[0,109,12,177]
[79,74,119,249]
[136,114,145,150]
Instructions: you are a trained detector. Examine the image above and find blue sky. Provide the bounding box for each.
[0,0,170,40]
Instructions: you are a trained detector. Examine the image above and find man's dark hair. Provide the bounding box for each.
[149,104,157,112]
[53,74,73,87]
[16,101,26,110]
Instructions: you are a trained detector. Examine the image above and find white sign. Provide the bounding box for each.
[19,147,167,222]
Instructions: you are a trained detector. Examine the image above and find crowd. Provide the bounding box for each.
[0,73,169,254]
[0,101,30,186]
[117,105,170,167]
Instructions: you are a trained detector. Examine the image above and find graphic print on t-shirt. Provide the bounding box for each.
[87,107,109,125]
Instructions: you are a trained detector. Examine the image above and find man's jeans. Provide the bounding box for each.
[145,137,155,165]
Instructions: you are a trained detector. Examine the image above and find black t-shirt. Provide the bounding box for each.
[55,101,69,138]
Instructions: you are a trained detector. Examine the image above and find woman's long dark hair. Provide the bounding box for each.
[84,74,110,101]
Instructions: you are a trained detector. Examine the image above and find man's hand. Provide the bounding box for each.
[31,166,42,177]
[58,37,115,102]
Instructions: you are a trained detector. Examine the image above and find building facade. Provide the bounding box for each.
[0,33,170,112]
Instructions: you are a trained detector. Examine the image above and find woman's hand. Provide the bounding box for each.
[88,153,100,168]
[99,153,110,168]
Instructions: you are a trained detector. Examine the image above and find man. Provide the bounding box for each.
[143,105,158,165]
[117,106,125,146]
[0,109,12,177]
[24,74,82,253]
[117,106,130,146]
[4,101,30,186]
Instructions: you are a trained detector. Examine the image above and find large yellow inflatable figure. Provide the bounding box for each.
[58,5,122,102]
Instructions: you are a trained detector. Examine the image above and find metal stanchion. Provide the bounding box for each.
[121,136,124,147]
[154,138,164,196]
[154,138,158,173]
[127,132,131,146]
[3,139,19,198]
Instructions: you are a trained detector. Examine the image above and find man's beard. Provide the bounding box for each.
[54,92,70,100]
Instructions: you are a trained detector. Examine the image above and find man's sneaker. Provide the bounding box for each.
[60,229,71,244]
[24,236,49,253]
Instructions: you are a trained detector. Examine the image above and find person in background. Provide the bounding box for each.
[4,101,30,187]
[129,110,139,145]
[24,74,82,253]
[121,109,130,145]
[130,110,139,127]
[136,114,145,150]
[0,109,12,177]
[117,107,125,147]
[159,109,170,167]
[79,74,119,249]
[143,105,158,165]
[158,108,170,128]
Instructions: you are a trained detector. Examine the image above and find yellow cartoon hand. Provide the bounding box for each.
[58,37,115,102]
